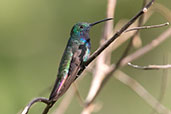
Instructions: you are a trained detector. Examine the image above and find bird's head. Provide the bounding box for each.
[70,18,113,38]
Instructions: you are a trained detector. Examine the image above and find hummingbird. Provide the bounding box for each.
[43,18,112,113]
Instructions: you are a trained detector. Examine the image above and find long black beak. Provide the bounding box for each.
[90,18,113,27]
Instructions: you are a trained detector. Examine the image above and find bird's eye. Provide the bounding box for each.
[80,25,83,29]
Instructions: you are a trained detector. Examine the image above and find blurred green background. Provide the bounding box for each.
[0,0,171,114]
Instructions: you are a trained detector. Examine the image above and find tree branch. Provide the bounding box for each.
[128,62,171,70]
[80,0,155,71]
[125,22,169,32]
[21,97,50,114]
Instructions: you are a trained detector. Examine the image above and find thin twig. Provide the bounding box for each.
[125,22,169,32]
[128,62,171,70]
[21,97,50,114]
[121,27,171,66]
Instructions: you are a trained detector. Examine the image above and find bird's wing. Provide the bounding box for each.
[61,50,82,92]
[49,49,82,101]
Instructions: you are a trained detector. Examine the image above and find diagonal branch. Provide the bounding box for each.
[80,0,155,72]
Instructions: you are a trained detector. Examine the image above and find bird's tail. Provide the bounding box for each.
[42,78,61,114]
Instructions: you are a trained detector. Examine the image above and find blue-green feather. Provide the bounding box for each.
[49,35,90,100]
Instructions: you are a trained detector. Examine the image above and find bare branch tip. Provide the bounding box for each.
[143,7,148,13]
[22,106,29,114]
[166,22,169,25]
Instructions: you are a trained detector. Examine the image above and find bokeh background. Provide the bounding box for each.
[0,0,171,114]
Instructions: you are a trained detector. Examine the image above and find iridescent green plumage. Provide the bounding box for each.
[49,23,91,100]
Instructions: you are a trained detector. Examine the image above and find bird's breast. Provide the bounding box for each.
[78,38,90,62]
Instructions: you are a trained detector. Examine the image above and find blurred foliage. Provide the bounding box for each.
[0,0,171,114]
